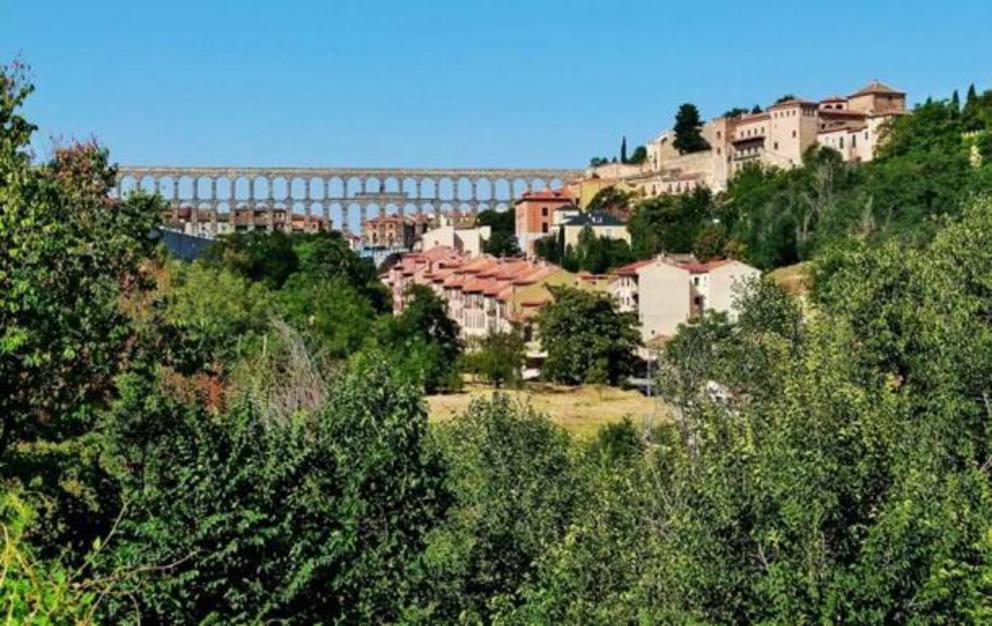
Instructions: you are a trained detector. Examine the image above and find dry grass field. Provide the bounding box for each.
[426,382,670,438]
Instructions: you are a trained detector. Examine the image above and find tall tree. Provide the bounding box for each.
[537,286,640,385]
[620,136,628,163]
[672,103,709,154]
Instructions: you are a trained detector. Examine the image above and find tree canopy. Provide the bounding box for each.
[673,103,710,154]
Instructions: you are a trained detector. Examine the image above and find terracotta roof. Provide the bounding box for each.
[515,189,574,204]
[678,258,734,273]
[820,95,847,103]
[613,259,655,275]
[849,80,904,97]
[767,98,818,109]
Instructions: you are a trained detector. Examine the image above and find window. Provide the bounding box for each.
[839,137,844,149]
[774,142,779,150]
[852,134,857,148]
[716,148,721,155]
[692,276,700,286]
[792,130,797,138]
[541,223,548,233]
[541,207,548,217]
[716,130,722,139]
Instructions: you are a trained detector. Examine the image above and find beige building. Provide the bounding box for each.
[560,212,630,249]
[419,224,492,257]
[610,255,761,345]
[581,80,907,197]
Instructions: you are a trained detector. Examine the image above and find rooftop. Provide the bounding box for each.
[849,80,905,98]
[563,211,625,227]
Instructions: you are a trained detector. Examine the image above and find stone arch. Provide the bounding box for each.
[271,177,289,200]
[530,178,547,192]
[419,178,437,199]
[365,176,382,194]
[402,177,418,198]
[474,178,493,201]
[253,176,271,202]
[440,177,458,201]
[195,176,212,199]
[234,177,251,204]
[290,177,307,200]
[327,177,345,199]
[309,177,325,200]
[216,177,232,200]
[492,179,510,202]
[177,176,196,200]
[456,177,473,201]
[345,176,362,198]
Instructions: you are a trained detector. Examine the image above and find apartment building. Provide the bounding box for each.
[168,206,330,237]
[610,255,760,345]
[419,223,492,256]
[383,246,605,341]
[514,189,578,256]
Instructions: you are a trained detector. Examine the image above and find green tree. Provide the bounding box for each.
[370,284,463,393]
[419,395,578,622]
[586,186,633,219]
[537,286,640,385]
[102,358,449,624]
[205,229,299,288]
[628,145,648,165]
[477,208,521,257]
[278,274,377,359]
[462,330,526,388]
[628,186,715,258]
[673,103,710,154]
[0,63,159,557]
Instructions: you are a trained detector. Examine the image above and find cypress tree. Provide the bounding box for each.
[620,136,628,164]
[963,83,980,130]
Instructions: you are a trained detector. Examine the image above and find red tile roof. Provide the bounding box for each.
[613,259,655,275]
[849,80,904,97]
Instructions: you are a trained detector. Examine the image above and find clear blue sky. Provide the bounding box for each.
[3,0,991,169]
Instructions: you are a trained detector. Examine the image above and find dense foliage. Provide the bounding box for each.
[476,207,521,257]
[534,224,635,274]
[5,63,992,625]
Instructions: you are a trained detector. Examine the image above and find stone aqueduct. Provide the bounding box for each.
[115,166,584,235]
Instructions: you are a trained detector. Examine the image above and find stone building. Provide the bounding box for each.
[362,213,436,249]
[580,80,907,198]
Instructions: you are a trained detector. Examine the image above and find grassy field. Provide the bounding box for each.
[426,382,670,438]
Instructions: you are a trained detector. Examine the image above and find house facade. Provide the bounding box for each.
[610,255,761,346]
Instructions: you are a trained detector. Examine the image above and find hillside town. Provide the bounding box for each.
[9,1,992,621]
[373,80,905,360]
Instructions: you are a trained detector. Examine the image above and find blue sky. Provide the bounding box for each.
[3,0,991,169]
